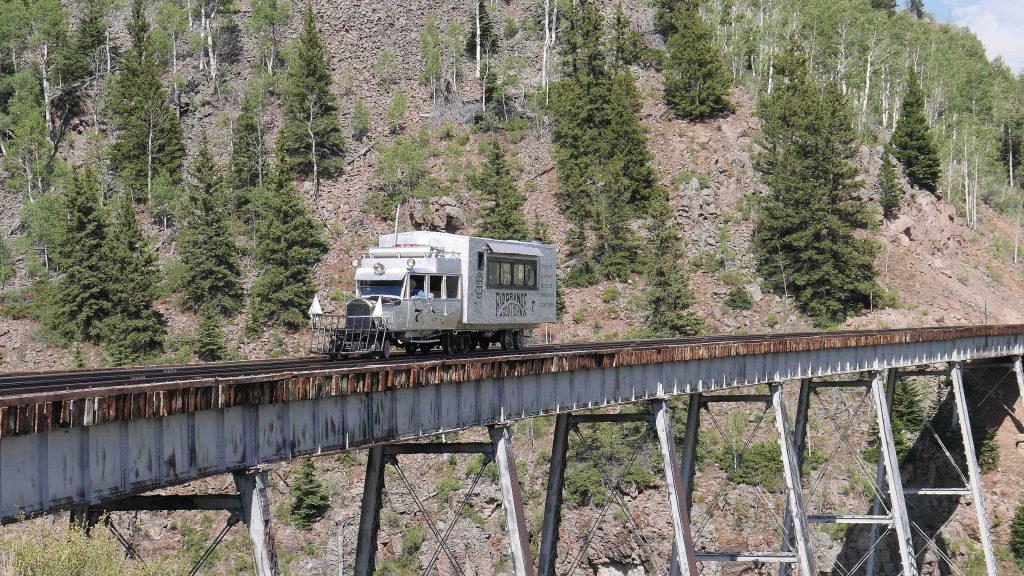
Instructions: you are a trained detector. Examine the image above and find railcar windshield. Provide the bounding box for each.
[357,280,404,297]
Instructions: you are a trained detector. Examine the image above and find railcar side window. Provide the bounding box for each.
[445,276,460,298]
[407,274,426,297]
[486,257,537,290]
[357,280,403,297]
[429,275,443,298]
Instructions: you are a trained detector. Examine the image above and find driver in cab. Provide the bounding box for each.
[410,280,426,298]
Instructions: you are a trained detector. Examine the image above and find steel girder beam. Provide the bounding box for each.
[354,446,386,576]
[779,378,811,576]
[771,383,817,576]
[670,394,701,576]
[538,414,570,576]
[950,363,998,576]
[654,399,698,576]
[489,425,534,576]
[871,370,917,576]
[233,470,280,576]
[1014,356,1024,416]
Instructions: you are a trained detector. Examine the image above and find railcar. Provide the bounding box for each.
[310,231,557,358]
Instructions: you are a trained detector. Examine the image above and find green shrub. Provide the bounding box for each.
[387,90,407,133]
[434,475,462,504]
[600,287,622,303]
[763,313,779,327]
[725,286,753,310]
[351,100,370,141]
[1011,503,1024,569]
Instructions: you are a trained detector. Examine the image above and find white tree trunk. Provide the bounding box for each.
[41,44,53,146]
[475,1,481,79]
[542,0,549,95]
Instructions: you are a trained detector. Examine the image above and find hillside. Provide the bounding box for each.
[2,0,1024,574]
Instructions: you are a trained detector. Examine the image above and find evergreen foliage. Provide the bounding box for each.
[725,286,753,310]
[550,2,660,284]
[1011,502,1024,569]
[474,139,530,240]
[178,136,243,316]
[100,197,166,365]
[907,0,925,18]
[891,71,941,193]
[278,4,345,198]
[50,168,110,342]
[194,305,227,361]
[869,0,897,12]
[108,0,184,198]
[753,46,879,326]
[662,3,732,120]
[879,154,901,218]
[230,78,271,207]
[0,239,13,288]
[644,202,703,336]
[386,90,407,133]
[653,0,696,38]
[249,168,327,330]
[609,3,646,67]
[465,0,496,58]
[290,459,329,530]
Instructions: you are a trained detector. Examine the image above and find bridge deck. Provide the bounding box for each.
[1,325,1022,523]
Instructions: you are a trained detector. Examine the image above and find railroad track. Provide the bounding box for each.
[0,326,997,398]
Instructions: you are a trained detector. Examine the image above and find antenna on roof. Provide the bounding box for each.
[393,203,401,243]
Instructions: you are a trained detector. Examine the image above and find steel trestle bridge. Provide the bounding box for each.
[2,325,1024,576]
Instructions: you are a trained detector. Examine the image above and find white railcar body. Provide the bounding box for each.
[311,232,557,357]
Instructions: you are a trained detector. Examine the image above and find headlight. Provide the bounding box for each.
[406,258,416,268]
[373,263,385,275]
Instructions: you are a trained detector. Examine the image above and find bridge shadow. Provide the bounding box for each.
[831,363,1020,575]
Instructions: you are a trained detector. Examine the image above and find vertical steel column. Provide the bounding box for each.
[654,399,698,576]
[770,384,817,576]
[950,363,998,576]
[489,425,534,576]
[354,446,387,576]
[538,414,570,576]
[233,470,280,576]
[670,393,702,576]
[866,369,898,576]
[1013,356,1024,415]
[779,379,811,576]
[871,371,917,576]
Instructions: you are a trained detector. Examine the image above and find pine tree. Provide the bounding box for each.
[753,46,879,326]
[1011,503,1024,569]
[475,139,530,240]
[609,3,645,67]
[109,0,184,198]
[351,100,370,142]
[249,167,328,330]
[645,201,703,336]
[550,2,661,284]
[870,0,897,12]
[663,4,732,120]
[194,305,227,361]
[179,136,243,315]
[907,0,925,19]
[653,0,696,38]
[879,154,901,219]
[230,78,270,208]
[891,71,941,193]
[278,4,345,200]
[51,168,111,342]
[290,459,329,531]
[100,196,166,365]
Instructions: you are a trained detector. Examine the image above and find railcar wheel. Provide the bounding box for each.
[442,334,455,355]
[500,330,512,351]
[477,336,490,351]
[378,339,392,359]
[513,330,525,350]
